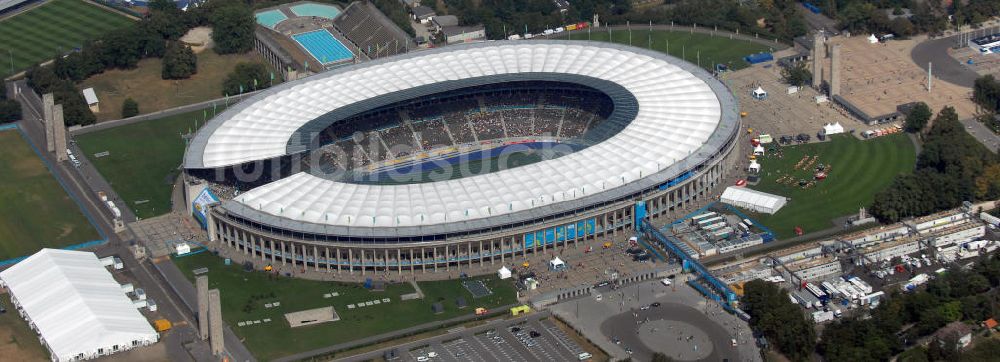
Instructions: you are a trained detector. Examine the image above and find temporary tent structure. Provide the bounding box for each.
[823,122,845,135]
[497,266,512,279]
[549,257,567,271]
[720,186,787,214]
[752,86,768,100]
[753,145,765,156]
[748,160,761,173]
[868,34,879,43]
[0,249,158,362]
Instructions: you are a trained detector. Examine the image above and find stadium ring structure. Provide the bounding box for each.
[183,40,742,275]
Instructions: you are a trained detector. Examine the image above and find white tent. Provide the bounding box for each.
[720,186,787,214]
[0,249,158,362]
[868,34,879,43]
[549,257,566,271]
[753,145,765,155]
[823,122,845,135]
[748,160,761,173]
[497,266,512,279]
[752,86,768,100]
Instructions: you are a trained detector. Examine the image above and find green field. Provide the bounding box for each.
[362,147,549,185]
[0,0,134,78]
[76,106,221,218]
[747,134,916,238]
[173,251,517,360]
[558,29,775,71]
[0,130,99,259]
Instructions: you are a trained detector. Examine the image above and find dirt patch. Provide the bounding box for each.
[180,26,214,53]
[0,315,48,362]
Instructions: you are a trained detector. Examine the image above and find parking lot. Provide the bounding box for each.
[403,319,588,362]
[344,312,593,362]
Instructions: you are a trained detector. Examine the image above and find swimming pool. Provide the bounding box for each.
[255,10,288,29]
[292,29,354,65]
[289,3,341,19]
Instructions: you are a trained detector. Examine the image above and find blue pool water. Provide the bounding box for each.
[255,10,288,29]
[292,30,354,64]
[289,3,341,19]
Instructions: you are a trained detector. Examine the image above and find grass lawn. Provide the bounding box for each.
[80,50,274,121]
[0,0,134,78]
[75,106,223,219]
[557,29,775,71]
[0,300,48,361]
[0,130,99,259]
[747,134,915,239]
[172,251,518,360]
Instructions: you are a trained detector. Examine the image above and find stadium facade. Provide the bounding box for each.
[183,40,741,274]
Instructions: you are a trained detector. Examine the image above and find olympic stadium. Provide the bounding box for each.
[182,40,741,274]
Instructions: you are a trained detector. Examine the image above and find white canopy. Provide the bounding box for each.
[0,249,158,362]
[549,257,566,269]
[497,266,512,279]
[753,145,765,155]
[720,186,786,214]
[868,34,879,43]
[748,160,761,173]
[823,122,844,135]
[752,86,767,99]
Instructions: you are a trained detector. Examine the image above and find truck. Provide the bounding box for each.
[97,191,108,202]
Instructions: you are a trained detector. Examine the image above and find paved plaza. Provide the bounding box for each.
[833,36,976,119]
[549,278,760,361]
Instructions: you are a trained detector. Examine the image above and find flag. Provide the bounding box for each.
[270,71,274,81]
[239,84,243,94]
[254,78,258,88]
[203,109,206,120]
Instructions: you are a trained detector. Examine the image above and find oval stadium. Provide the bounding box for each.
[182,40,741,274]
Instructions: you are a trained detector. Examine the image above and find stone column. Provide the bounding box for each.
[812,33,825,89]
[208,289,224,355]
[830,44,842,96]
[43,93,54,152]
[196,275,209,340]
[53,105,67,162]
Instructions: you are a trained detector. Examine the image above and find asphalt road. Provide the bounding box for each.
[960,117,1000,153]
[910,35,979,88]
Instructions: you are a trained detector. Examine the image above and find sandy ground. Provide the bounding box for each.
[180,27,213,53]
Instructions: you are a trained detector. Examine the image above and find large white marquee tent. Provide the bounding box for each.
[720,186,787,214]
[0,249,158,362]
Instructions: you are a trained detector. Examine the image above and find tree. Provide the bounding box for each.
[741,280,815,361]
[161,42,197,79]
[0,99,21,123]
[121,98,139,118]
[781,62,812,87]
[890,17,915,37]
[904,102,932,133]
[211,3,254,54]
[222,62,270,96]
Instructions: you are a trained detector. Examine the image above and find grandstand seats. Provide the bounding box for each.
[333,1,412,59]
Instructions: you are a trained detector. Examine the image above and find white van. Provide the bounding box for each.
[661,278,672,286]
[577,352,592,360]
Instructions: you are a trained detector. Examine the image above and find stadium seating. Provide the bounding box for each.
[333,1,412,59]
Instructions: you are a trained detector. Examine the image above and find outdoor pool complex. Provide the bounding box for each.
[293,29,354,65]
[255,9,287,29]
[289,3,341,19]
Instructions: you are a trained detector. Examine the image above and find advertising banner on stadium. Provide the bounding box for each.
[523,218,597,248]
[192,188,220,229]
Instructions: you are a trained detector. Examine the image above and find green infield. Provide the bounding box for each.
[747,134,916,239]
[558,28,775,71]
[75,106,222,219]
[0,130,99,259]
[0,0,134,78]
[173,251,518,360]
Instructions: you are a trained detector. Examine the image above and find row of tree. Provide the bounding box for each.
[870,106,999,222]
[818,0,1000,37]
[740,280,816,361]
[24,0,254,126]
[436,0,807,41]
[974,75,1000,114]
[0,89,22,123]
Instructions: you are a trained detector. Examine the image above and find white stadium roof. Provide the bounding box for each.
[0,249,158,361]
[186,41,736,230]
